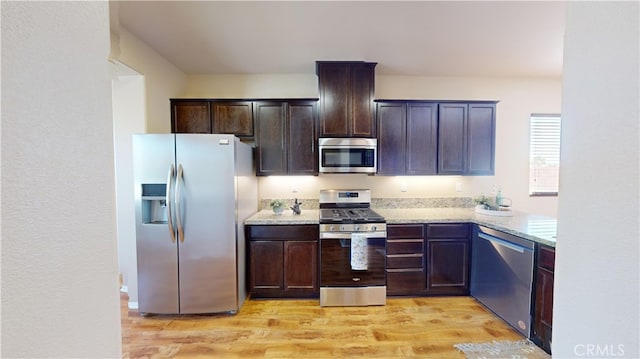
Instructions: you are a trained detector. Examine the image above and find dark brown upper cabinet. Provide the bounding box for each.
[255,100,317,176]
[212,101,254,139]
[466,103,496,175]
[170,99,255,141]
[438,102,496,175]
[377,101,438,175]
[171,100,211,133]
[316,61,377,138]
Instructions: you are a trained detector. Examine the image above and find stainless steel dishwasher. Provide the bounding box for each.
[471,225,535,337]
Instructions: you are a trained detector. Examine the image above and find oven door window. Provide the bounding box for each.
[320,237,386,286]
[321,148,375,168]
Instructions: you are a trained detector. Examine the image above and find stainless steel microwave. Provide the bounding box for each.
[318,138,377,174]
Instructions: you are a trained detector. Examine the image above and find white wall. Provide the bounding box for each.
[1,2,121,358]
[182,74,318,99]
[554,2,639,357]
[114,26,187,133]
[112,64,146,307]
[184,74,561,216]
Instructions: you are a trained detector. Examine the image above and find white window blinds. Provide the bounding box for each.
[529,114,561,196]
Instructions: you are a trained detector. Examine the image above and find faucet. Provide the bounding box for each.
[290,198,302,215]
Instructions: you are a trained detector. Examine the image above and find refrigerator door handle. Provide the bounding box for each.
[175,164,185,243]
[166,164,176,243]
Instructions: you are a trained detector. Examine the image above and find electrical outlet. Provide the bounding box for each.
[400,183,408,192]
[292,186,298,193]
[455,182,463,192]
[490,185,498,195]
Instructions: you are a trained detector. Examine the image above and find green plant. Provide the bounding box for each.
[474,195,491,209]
[269,199,284,209]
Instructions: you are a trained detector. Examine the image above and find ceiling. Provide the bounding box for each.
[116,1,566,77]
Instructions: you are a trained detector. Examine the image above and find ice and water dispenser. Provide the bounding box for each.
[141,183,168,224]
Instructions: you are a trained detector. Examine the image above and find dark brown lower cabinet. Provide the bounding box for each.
[247,225,319,298]
[426,223,470,295]
[533,245,555,354]
[386,224,426,296]
[386,223,470,296]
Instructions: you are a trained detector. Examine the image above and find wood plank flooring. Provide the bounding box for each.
[121,292,524,358]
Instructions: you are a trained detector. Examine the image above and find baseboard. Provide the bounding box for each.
[118,284,139,309]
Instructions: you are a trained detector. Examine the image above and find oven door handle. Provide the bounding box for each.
[320,231,387,239]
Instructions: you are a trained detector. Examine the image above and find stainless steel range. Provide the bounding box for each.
[319,189,387,306]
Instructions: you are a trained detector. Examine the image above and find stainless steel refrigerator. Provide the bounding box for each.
[133,134,257,315]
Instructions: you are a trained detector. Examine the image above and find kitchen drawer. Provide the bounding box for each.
[247,225,319,240]
[386,269,425,295]
[427,223,469,239]
[388,224,425,238]
[386,239,424,254]
[538,246,555,271]
[387,254,423,269]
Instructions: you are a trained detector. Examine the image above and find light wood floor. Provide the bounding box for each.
[121,292,524,358]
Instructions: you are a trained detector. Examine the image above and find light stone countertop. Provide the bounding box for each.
[245,207,557,247]
[244,209,320,225]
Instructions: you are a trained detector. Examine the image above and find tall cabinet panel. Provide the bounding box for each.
[317,61,376,137]
[255,102,286,175]
[406,102,438,175]
[438,103,467,175]
[255,100,317,175]
[350,62,377,137]
[287,102,317,174]
[376,102,406,175]
[467,103,496,175]
[317,63,349,136]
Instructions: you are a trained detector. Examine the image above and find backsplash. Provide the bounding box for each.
[373,197,475,209]
[261,198,319,210]
[260,197,475,210]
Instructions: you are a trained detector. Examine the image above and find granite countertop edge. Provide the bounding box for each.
[245,208,557,248]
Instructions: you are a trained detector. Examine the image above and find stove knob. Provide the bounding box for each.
[371,225,376,231]
[340,225,345,231]
[354,225,360,231]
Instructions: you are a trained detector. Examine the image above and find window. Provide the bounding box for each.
[529,114,561,196]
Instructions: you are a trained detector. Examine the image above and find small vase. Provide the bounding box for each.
[272,207,284,216]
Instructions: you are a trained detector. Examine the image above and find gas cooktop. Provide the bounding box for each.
[318,189,386,224]
[319,208,385,223]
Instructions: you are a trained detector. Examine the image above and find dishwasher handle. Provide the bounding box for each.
[478,232,531,253]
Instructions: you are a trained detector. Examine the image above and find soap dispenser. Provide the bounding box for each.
[495,187,503,207]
